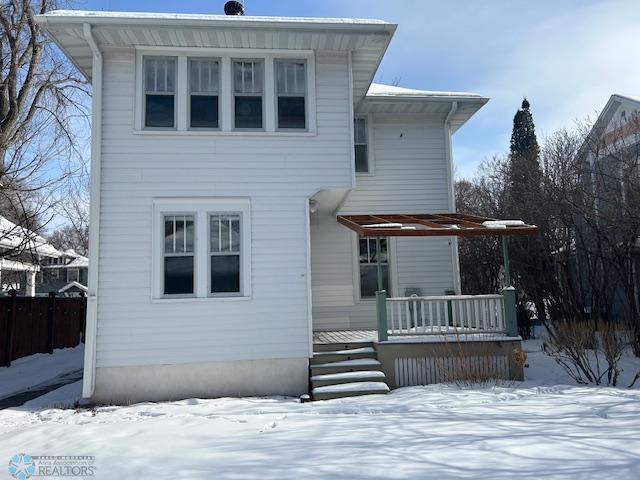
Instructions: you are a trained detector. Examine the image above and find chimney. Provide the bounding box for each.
[224,1,245,15]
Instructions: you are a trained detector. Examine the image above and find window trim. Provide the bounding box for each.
[208,212,244,297]
[352,233,397,302]
[232,58,265,131]
[152,198,252,301]
[274,58,308,131]
[67,267,80,284]
[161,213,197,298]
[188,57,221,131]
[142,55,178,130]
[135,48,316,135]
[354,113,375,175]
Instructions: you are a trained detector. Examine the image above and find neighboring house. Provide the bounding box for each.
[570,94,640,320]
[0,216,61,296]
[37,249,89,297]
[39,6,526,404]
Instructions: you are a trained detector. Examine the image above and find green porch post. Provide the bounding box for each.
[503,286,518,337]
[375,237,388,341]
[502,235,511,287]
[501,236,518,336]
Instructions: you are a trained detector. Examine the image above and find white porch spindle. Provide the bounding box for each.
[385,294,506,336]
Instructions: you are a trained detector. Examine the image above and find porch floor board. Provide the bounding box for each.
[313,330,378,344]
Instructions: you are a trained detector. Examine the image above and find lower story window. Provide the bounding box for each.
[359,237,389,298]
[210,214,241,295]
[163,215,195,295]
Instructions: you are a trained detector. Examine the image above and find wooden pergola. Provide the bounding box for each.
[337,213,538,238]
[336,213,539,340]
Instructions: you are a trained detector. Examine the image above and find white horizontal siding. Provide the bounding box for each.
[312,114,456,331]
[96,50,351,368]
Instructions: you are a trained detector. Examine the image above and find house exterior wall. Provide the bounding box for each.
[311,113,458,331]
[94,48,352,390]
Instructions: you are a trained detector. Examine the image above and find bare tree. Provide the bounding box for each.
[0,0,88,264]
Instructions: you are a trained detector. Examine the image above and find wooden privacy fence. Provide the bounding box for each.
[0,291,86,367]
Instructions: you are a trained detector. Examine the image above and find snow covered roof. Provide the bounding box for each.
[36,10,396,102]
[366,83,486,100]
[39,10,391,26]
[359,83,489,132]
[58,281,88,293]
[0,216,61,258]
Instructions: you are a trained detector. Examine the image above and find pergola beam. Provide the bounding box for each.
[337,213,538,238]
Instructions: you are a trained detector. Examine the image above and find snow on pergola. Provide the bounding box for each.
[337,213,538,238]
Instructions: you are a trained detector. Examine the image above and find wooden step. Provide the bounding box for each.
[310,358,382,376]
[312,381,390,401]
[310,347,377,365]
[313,341,374,353]
[310,370,387,388]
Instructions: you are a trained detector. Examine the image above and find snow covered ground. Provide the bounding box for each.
[0,342,639,479]
[0,345,83,399]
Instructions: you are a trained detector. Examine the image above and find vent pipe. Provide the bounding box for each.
[224,1,245,15]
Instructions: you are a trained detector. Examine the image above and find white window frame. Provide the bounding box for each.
[354,114,375,175]
[352,233,397,302]
[142,56,178,130]
[134,48,316,135]
[208,212,244,297]
[188,57,221,130]
[274,59,308,131]
[232,58,265,131]
[152,198,252,301]
[67,267,80,283]
[161,213,197,298]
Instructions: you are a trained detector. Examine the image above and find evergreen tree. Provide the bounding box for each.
[504,99,552,333]
[507,98,543,219]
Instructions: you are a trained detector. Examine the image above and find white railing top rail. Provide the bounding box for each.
[387,294,504,302]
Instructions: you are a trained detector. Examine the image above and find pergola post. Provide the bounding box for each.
[501,236,518,336]
[375,237,388,341]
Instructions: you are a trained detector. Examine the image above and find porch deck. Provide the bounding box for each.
[313,330,378,344]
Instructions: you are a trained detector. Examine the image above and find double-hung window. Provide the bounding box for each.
[233,60,264,129]
[189,58,220,129]
[359,237,389,298]
[163,215,195,295]
[354,117,369,173]
[67,268,79,283]
[276,60,306,129]
[209,214,242,295]
[144,57,177,128]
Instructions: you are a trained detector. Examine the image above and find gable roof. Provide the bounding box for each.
[577,94,640,159]
[0,216,61,258]
[36,10,397,103]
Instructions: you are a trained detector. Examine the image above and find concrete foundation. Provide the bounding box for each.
[92,357,309,404]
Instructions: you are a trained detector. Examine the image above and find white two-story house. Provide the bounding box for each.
[37,6,493,403]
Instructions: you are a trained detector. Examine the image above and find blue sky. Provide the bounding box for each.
[76,0,640,178]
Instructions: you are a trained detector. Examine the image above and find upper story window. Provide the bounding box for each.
[233,60,264,129]
[189,58,220,129]
[276,60,306,130]
[144,57,177,128]
[137,51,316,134]
[354,116,369,173]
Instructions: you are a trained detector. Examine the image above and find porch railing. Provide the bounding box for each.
[386,294,507,336]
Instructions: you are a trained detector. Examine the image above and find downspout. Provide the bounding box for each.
[444,101,462,294]
[82,23,102,399]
